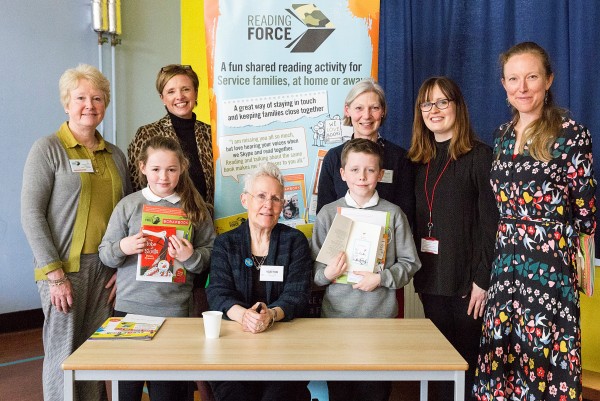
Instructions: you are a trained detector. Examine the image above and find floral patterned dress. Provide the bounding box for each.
[474,117,596,401]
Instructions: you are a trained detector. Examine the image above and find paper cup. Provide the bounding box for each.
[202,311,223,339]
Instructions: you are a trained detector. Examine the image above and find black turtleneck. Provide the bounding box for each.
[169,112,208,200]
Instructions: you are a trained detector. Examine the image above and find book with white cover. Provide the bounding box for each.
[316,213,384,283]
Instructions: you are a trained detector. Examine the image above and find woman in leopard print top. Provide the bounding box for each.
[128,64,214,210]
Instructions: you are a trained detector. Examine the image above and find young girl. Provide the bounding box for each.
[99,136,215,401]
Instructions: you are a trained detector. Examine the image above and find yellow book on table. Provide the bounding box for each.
[90,314,165,340]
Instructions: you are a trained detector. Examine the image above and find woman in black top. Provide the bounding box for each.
[407,77,498,400]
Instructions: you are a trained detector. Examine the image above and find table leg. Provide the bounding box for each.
[63,370,74,401]
[454,370,465,401]
[111,380,119,401]
[420,380,428,401]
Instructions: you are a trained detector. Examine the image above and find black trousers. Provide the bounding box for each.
[209,381,311,401]
[327,381,391,401]
[421,293,482,401]
[117,380,188,401]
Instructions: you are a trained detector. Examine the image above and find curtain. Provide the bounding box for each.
[378,0,600,250]
[378,0,600,149]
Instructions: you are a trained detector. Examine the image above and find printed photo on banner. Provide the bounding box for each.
[279,173,307,227]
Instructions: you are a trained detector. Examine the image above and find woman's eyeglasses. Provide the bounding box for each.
[247,193,285,206]
[419,98,453,112]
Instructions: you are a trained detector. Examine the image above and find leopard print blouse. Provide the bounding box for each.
[127,114,214,207]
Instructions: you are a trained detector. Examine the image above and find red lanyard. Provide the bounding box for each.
[424,157,452,237]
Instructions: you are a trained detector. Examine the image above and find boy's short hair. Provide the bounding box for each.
[340,138,384,169]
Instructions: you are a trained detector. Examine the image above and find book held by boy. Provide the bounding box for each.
[315,209,388,283]
[137,204,193,283]
[90,314,166,340]
[338,207,391,273]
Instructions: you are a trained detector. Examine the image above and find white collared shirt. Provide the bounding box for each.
[142,186,181,204]
[344,190,380,209]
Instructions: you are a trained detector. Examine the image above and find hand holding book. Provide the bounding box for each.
[167,234,194,262]
[323,251,348,281]
[119,230,146,255]
[137,205,193,283]
[350,270,382,292]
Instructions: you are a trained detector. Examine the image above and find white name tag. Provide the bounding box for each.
[69,159,94,173]
[380,169,393,184]
[260,265,284,282]
[420,237,439,254]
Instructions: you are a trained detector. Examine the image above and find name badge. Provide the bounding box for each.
[380,169,393,184]
[260,265,284,282]
[69,159,94,173]
[420,237,439,254]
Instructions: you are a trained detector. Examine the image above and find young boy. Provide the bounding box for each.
[311,138,421,400]
[312,137,421,315]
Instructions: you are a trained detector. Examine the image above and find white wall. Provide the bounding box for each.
[0,1,180,314]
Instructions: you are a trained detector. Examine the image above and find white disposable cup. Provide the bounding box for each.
[202,311,223,339]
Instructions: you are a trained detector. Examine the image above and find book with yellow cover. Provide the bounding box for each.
[89,314,165,340]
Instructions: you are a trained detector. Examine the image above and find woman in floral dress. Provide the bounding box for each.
[474,42,596,401]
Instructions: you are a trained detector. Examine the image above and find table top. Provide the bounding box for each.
[63,318,467,372]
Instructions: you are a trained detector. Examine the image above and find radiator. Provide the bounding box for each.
[403,280,425,318]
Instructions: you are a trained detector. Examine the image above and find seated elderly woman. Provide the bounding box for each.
[206,162,312,401]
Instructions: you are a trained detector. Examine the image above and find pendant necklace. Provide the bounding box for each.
[251,254,267,270]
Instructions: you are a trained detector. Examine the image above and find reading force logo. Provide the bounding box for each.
[247,4,335,53]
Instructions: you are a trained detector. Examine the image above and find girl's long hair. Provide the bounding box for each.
[137,136,209,224]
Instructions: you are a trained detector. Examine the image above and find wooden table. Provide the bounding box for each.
[63,318,467,401]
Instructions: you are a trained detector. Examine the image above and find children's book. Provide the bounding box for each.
[137,205,193,283]
[338,207,391,274]
[138,225,177,281]
[315,213,384,283]
[90,314,166,340]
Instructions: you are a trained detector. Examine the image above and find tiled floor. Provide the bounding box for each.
[0,328,44,401]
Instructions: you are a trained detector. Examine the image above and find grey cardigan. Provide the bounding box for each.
[21,122,131,280]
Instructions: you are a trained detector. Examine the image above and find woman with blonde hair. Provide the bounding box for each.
[316,78,415,226]
[21,64,131,401]
[474,42,596,401]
